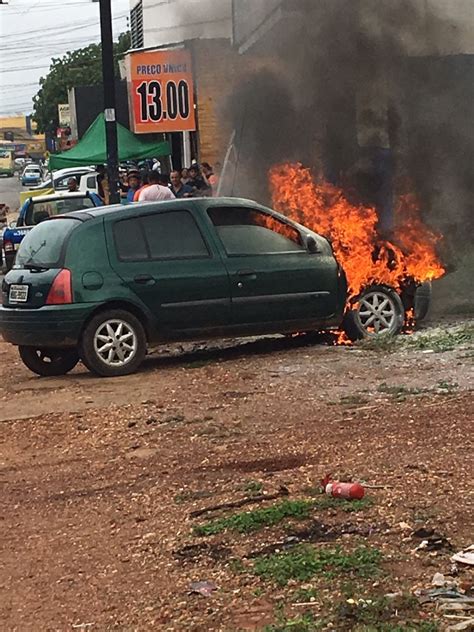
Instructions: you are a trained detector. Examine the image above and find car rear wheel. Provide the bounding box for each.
[80,309,146,377]
[19,346,79,377]
[343,285,405,341]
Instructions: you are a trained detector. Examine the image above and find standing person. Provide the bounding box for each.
[170,170,193,199]
[96,164,106,200]
[67,177,79,192]
[187,164,211,197]
[201,162,219,196]
[152,158,161,173]
[181,168,191,185]
[138,171,176,202]
[126,171,142,203]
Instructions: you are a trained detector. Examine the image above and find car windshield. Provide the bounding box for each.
[25,196,94,225]
[15,219,79,269]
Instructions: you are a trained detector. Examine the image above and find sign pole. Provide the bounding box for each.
[98,0,120,204]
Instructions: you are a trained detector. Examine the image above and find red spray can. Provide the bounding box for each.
[322,474,365,500]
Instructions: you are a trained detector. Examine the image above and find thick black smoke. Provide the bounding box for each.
[224,0,474,264]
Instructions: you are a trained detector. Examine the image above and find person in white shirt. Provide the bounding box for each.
[138,172,175,202]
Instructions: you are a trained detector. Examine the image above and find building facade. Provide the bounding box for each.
[129,0,232,49]
[128,0,247,171]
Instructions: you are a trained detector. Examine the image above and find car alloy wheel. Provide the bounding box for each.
[80,309,147,377]
[93,319,138,367]
[356,290,399,335]
[343,284,405,341]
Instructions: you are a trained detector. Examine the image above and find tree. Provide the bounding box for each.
[32,32,130,134]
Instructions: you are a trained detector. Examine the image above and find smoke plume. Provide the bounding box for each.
[224,0,474,265]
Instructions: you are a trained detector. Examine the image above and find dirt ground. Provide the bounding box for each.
[1,317,473,632]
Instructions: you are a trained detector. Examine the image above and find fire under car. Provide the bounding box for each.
[0,198,430,378]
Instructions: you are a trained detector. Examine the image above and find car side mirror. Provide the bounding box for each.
[306,235,319,254]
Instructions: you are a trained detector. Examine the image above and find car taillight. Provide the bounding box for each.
[46,269,73,305]
[4,240,13,252]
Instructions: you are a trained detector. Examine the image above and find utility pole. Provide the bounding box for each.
[96,0,120,204]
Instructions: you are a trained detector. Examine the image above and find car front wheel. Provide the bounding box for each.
[79,309,147,377]
[343,285,405,341]
[19,346,79,376]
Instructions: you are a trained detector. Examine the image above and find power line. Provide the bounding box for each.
[0,11,127,41]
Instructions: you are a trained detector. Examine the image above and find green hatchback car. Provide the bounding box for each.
[0,197,351,377]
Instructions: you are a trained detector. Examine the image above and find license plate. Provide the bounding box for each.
[9,284,29,303]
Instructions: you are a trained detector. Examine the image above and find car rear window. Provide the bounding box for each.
[25,197,95,226]
[15,219,79,269]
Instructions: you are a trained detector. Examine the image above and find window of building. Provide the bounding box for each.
[130,0,144,49]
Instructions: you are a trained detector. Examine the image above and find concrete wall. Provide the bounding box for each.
[130,0,232,49]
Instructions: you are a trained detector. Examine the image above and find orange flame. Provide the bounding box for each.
[269,163,445,299]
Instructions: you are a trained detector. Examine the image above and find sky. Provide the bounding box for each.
[0,0,130,116]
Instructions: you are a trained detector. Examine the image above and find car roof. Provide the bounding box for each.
[67,197,275,221]
[57,197,304,232]
[25,192,94,203]
[52,167,94,178]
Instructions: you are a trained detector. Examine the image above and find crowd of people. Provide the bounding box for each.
[121,162,220,204]
[64,162,220,206]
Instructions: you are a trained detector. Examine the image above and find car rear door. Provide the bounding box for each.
[206,205,339,327]
[106,207,231,334]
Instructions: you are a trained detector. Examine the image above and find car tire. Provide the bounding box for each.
[79,309,146,377]
[414,281,432,322]
[19,346,79,377]
[343,285,405,341]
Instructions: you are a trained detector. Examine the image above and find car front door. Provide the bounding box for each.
[107,207,231,334]
[206,205,339,328]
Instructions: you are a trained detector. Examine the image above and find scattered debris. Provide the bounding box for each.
[174,542,231,562]
[446,617,474,631]
[189,580,218,597]
[322,474,365,500]
[189,486,289,519]
[412,527,451,552]
[452,545,474,566]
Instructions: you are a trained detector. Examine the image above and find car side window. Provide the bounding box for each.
[114,218,148,261]
[113,211,209,261]
[207,207,304,256]
[141,211,209,259]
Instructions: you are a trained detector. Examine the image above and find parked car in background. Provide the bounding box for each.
[20,165,42,187]
[2,191,103,270]
[79,171,99,195]
[0,149,15,177]
[30,167,95,192]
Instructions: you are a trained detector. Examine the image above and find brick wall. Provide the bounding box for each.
[190,38,268,168]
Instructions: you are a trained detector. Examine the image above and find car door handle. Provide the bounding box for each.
[134,274,155,285]
[237,270,257,278]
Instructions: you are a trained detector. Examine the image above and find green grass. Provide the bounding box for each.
[336,594,438,632]
[407,324,474,353]
[354,624,438,632]
[314,495,374,513]
[193,499,314,536]
[376,383,427,398]
[357,334,400,352]
[252,545,382,586]
[263,612,323,632]
[340,393,370,406]
[292,586,318,603]
[242,480,264,495]
[301,489,374,512]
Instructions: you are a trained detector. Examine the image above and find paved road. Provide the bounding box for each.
[0,174,22,214]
